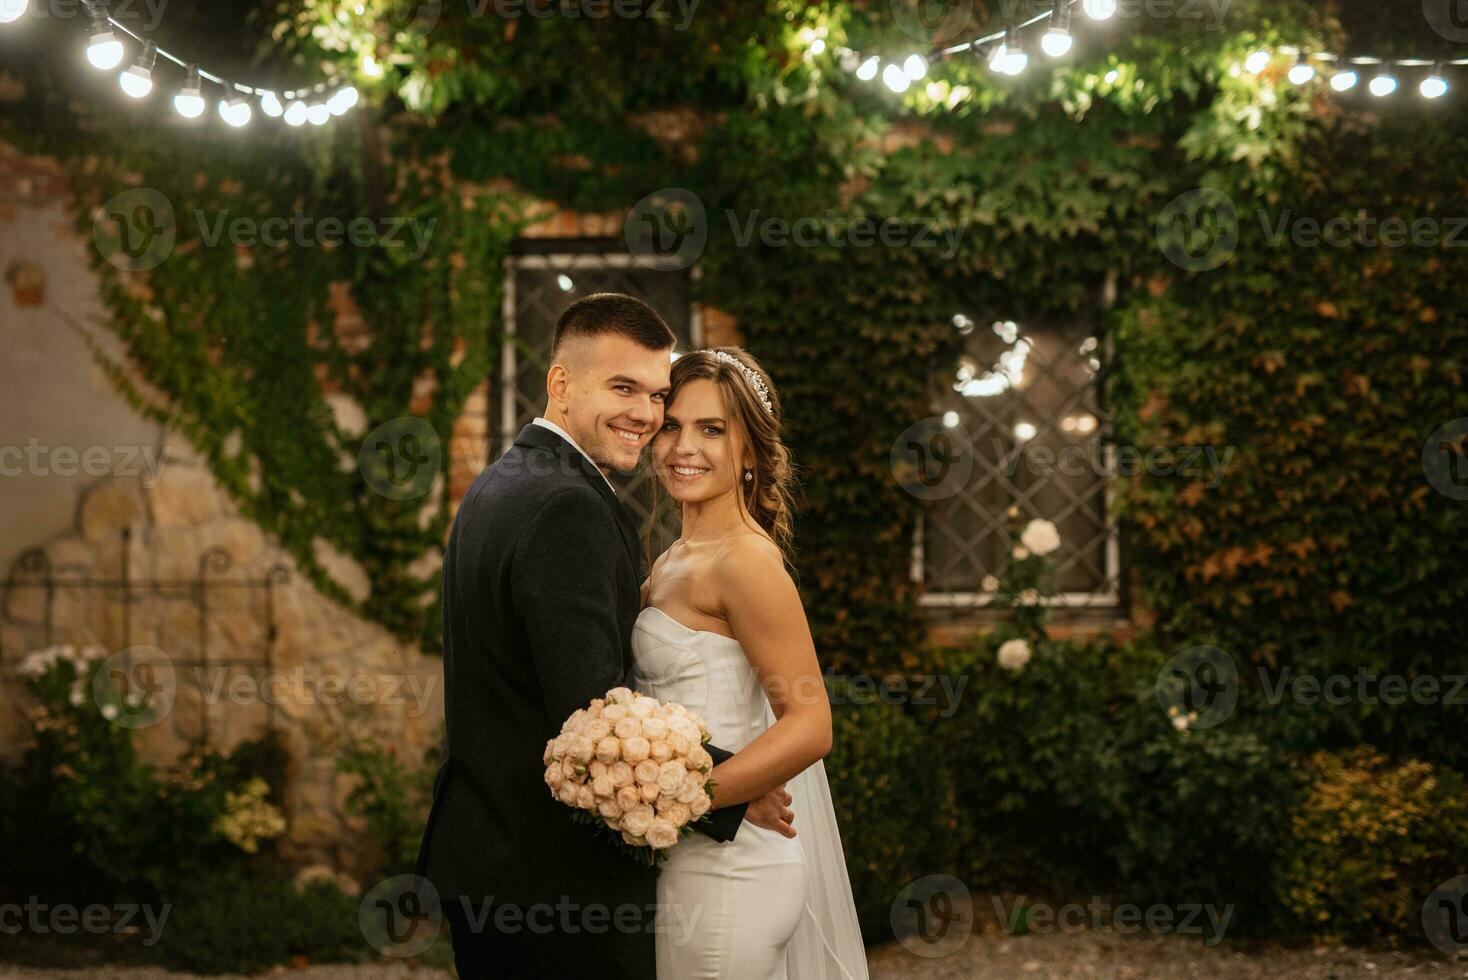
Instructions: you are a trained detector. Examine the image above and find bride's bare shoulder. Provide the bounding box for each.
[709,531,787,584]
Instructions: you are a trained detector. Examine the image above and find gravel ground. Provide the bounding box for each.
[2,935,1465,980]
[0,927,1462,979]
[0,968,448,980]
[867,932,1468,979]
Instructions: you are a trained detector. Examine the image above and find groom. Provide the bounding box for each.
[415,293,796,979]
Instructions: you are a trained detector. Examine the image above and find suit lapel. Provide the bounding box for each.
[513,423,644,577]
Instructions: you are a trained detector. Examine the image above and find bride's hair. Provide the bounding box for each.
[661,346,797,561]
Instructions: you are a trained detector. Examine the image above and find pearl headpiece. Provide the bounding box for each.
[712,350,774,417]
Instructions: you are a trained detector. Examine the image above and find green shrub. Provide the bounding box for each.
[1096,721,1300,928]
[826,681,961,941]
[1282,748,1468,945]
[151,873,368,975]
[0,646,289,905]
[336,739,437,877]
[937,632,1305,933]
[935,633,1152,892]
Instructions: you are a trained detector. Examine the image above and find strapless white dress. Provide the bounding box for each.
[631,606,869,980]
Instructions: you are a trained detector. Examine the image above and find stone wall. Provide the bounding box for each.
[1,139,447,882]
[0,429,444,879]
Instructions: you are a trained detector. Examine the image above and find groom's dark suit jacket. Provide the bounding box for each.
[415,422,747,971]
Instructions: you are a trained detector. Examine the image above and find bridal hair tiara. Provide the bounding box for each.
[712,350,775,417]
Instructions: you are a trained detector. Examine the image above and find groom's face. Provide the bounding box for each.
[554,333,672,474]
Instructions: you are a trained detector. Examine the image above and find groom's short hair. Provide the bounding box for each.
[551,293,676,362]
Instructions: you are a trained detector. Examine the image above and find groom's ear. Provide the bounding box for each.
[546,361,571,410]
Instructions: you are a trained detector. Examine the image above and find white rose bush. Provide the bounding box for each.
[544,686,718,865]
[990,510,1061,673]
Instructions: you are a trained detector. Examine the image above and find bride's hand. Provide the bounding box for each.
[744,784,796,838]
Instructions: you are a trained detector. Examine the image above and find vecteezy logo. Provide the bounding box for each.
[1155,645,1239,729]
[891,874,972,958]
[890,417,974,501]
[1156,188,1239,272]
[624,188,707,270]
[385,0,442,39]
[358,416,442,500]
[1423,417,1468,501]
[889,0,974,45]
[1423,0,1468,41]
[1423,875,1468,954]
[360,875,442,957]
[93,188,176,272]
[92,646,176,729]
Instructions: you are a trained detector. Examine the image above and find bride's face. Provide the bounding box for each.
[653,378,748,504]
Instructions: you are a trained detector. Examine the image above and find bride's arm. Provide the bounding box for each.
[705,537,833,809]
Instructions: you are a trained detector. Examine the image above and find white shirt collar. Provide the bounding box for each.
[532,417,617,494]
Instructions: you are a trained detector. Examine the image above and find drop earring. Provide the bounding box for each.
[744,469,753,483]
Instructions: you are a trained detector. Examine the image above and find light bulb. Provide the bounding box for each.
[1421,73,1448,99]
[307,103,331,125]
[1369,71,1397,97]
[284,101,309,126]
[1330,69,1357,91]
[856,56,879,81]
[173,65,205,118]
[1082,0,1116,21]
[882,63,910,93]
[1042,3,1072,58]
[86,19,124,70]
[1041,28,1073,58]
[259,91,284,117]
[219,96,251,127]
[1287,62,1315,85]
[360,52,384,78]
[119,64,151,97]
[1243,49,1270,74]
[989,28,1026,76]
[327,85,359,114]
[903,54,928,81]
[0,0,27,25]
[118,41,155,98]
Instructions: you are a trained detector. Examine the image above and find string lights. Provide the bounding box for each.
[4,0,1458,123]
[836,0,1465,103]
[1,0,357,128]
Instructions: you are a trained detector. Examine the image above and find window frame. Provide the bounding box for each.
[912,321,1122,611]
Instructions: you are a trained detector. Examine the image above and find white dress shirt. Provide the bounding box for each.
[531,417,617,494]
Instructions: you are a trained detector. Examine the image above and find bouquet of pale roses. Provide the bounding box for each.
[544,686,716,865]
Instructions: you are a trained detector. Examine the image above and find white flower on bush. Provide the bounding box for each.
[1020,519,1061,556]
[1017,589,1040,606]
[982,575,1000,592]
[996,638,1032,671]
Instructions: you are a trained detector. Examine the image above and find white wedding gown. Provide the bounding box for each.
[631,606,868,980]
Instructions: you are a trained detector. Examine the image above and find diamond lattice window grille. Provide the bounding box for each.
[917,315,1120,608]
[499,251,700,558]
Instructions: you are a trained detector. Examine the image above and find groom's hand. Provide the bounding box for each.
[745,784,796,838]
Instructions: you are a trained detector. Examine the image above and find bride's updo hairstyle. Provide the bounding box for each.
[666,346,796,561]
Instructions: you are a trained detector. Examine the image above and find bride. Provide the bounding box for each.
[633,347,868,980]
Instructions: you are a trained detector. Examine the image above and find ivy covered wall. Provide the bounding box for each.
[1,0,1463,684]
